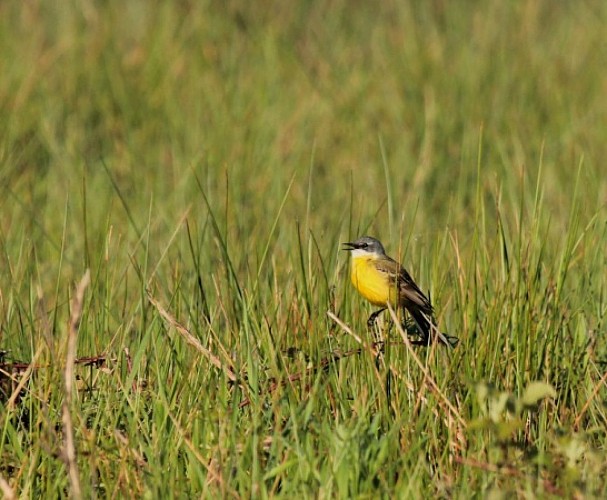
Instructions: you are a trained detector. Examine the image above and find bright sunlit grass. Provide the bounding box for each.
[1,1,607,497]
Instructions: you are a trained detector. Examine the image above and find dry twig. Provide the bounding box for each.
[147,293,238,383]
[0,473,16,500]
[62,269,90,500]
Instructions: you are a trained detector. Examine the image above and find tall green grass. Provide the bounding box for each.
[1,0,606,497]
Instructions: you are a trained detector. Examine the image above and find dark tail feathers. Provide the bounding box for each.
[408,309,459,348]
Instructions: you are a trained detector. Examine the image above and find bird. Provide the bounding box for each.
[343,236,458,348]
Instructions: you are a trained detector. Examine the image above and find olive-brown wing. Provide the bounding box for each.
[373,257,433,313]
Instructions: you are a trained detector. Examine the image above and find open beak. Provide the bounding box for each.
[342,242,357,251]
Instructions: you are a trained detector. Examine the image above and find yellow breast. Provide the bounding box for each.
[350,256,398,307]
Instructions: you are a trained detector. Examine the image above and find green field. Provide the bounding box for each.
[1,1,607,497]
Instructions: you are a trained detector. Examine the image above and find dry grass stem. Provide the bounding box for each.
[61,269,90,500]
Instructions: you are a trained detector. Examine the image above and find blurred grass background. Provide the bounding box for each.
[1,0,607,497]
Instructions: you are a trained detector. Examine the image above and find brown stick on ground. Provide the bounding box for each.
[147,292,238,383]
[0,473,16,500]
[62,269,90,500]
[573,363,607,431]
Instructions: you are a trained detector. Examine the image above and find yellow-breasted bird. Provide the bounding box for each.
[343,236,458,348]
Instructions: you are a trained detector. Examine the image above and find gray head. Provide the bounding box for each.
[342,236,386,255]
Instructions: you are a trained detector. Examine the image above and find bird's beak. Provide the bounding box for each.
[342,242,357,251]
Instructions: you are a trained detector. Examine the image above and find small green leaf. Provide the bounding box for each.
[496,419,525,441]
[486,488,507,500]
[521,381,556,407]
[489,392,511,421]
[468,417,494,431]
[476,382,490,406]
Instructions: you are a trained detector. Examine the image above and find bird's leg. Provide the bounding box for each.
[400,316,415,335]
[400,312,424,343]
[367,308,387,330]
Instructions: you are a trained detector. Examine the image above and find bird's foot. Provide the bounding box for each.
[367,308,387,330]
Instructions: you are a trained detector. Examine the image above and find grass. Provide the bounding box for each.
[1,0,607,497]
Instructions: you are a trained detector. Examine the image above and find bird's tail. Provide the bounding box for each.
[408,309,459,348]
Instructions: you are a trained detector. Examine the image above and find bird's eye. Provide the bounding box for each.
[361,243,368,248]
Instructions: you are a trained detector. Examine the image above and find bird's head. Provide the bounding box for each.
[342,236,386,257]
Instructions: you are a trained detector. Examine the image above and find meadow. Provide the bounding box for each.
[1,0,607,497]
